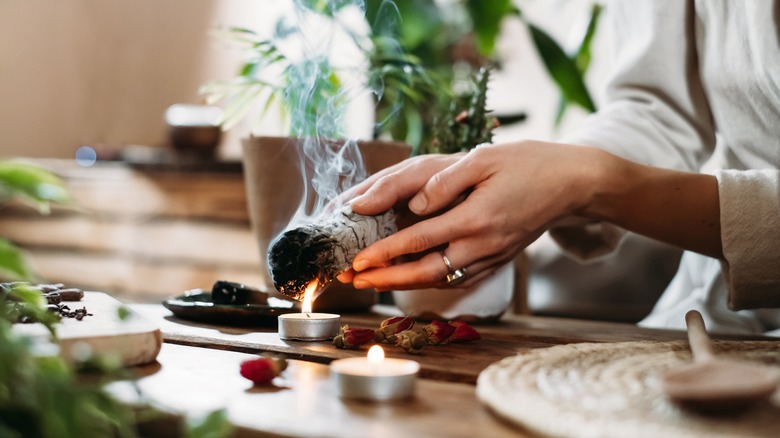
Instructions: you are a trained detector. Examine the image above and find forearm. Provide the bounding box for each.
[583,150,723,259]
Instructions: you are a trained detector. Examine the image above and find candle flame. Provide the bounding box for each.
[301,279,318,314]
[367,345,385,365]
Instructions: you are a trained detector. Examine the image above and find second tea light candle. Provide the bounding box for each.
[331,345,420,401]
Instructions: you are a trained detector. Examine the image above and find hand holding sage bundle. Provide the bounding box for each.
[267,205,397,300]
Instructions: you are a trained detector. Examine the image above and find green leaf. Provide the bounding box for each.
[116,305,132,322]
[574,3,603,74]
[367,0,443,50]
[186,409,233,438]
[219,85,265,131]
[402,107,423,151]
[528,24,596,113]
[0,161,71,214]
[0,237,38,282]
[466,0,515,56]
[553,95,568,128]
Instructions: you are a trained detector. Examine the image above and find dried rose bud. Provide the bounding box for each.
[395,329,427,354]
[424,320,456,345]
[240,355,287,385]
[334,325,375,349]
[448,320,481,343]
[374,315,415,343]
[454,110,469,123]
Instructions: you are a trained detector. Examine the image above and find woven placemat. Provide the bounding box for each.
[477,341,780,438]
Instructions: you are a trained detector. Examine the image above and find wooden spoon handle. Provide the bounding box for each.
[685,310,715,362]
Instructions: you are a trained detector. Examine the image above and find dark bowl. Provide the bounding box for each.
[168,125,222,159]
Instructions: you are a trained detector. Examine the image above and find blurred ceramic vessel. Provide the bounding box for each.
[165,104,223,159]
[392,262,515,323]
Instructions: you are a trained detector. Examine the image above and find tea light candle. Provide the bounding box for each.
[278,280,340,341]
[278,312,340,341]
[331,345,420,401]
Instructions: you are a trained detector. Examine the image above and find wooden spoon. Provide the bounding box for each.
[661,310,779,411]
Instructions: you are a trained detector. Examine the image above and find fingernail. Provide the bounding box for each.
[350,194,367,208]
[409,193,427,214]
[353,279,373,289]
[353,259,370,272]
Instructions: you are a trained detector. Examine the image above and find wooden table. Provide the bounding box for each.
[121,343,523,438]
[134,304,691,384]
[125,304,709,437]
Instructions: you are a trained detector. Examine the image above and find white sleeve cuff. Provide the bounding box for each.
[717,169,780,309]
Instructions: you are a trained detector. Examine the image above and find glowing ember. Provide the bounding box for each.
[301,279,319,314]
[367,345,385,365]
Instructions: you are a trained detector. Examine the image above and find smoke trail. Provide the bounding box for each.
[271,0,414,229]
[272,1,370,227]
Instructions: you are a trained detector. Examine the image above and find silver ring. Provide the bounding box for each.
[441,251,468,286]
[446,267,468,286]
[441,251,455,272]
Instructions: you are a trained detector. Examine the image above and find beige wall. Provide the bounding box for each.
[0,0,288,159]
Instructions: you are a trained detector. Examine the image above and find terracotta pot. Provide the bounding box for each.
[241,136,411,312]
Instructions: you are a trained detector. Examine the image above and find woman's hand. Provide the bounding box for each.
[335,153,464,284]
[342,141,608,291]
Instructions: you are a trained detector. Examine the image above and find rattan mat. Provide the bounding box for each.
[477,341,780,438]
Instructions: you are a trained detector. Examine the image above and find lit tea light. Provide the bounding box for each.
[330,345,420,401]
[278,280,340,341]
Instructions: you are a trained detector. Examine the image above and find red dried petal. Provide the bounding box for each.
[424,320,456,345]
[380,315,415,333]
[343,327,376,347]
[376,315,415,342]
[240,357,278,384]
[448,320,481,342]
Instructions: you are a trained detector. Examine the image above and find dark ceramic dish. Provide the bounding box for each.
[162,289,300,326]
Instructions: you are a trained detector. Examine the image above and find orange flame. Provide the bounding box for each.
[301,279,319,314]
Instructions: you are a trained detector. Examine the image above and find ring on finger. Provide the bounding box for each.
[440,251,468,286]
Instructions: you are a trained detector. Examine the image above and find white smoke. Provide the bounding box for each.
[266,1,410,229]
[271,1,368,227]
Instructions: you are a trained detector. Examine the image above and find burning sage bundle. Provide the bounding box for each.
[267,205,397,300]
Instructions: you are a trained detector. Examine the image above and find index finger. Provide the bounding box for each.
[351,154,462,216]
[352,199,479,271]
[410,147,490,215]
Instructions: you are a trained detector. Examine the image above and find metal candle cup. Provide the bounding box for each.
[331,345,420,401]
[278,313,340,341]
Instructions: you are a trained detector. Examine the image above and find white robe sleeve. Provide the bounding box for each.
[553,1,780,312]
[551,0,716,261]
[563,0,716,168]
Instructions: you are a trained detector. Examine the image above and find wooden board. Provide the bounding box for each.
[132,304,693,384]
[14,292,162,366]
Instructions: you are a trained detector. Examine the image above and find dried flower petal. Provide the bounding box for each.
[375,315,415,343]
[424,320,456,345]
[334,325,375,349]
[395,329,427,354]
[448,320,481,342]
[240,355,287,385]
